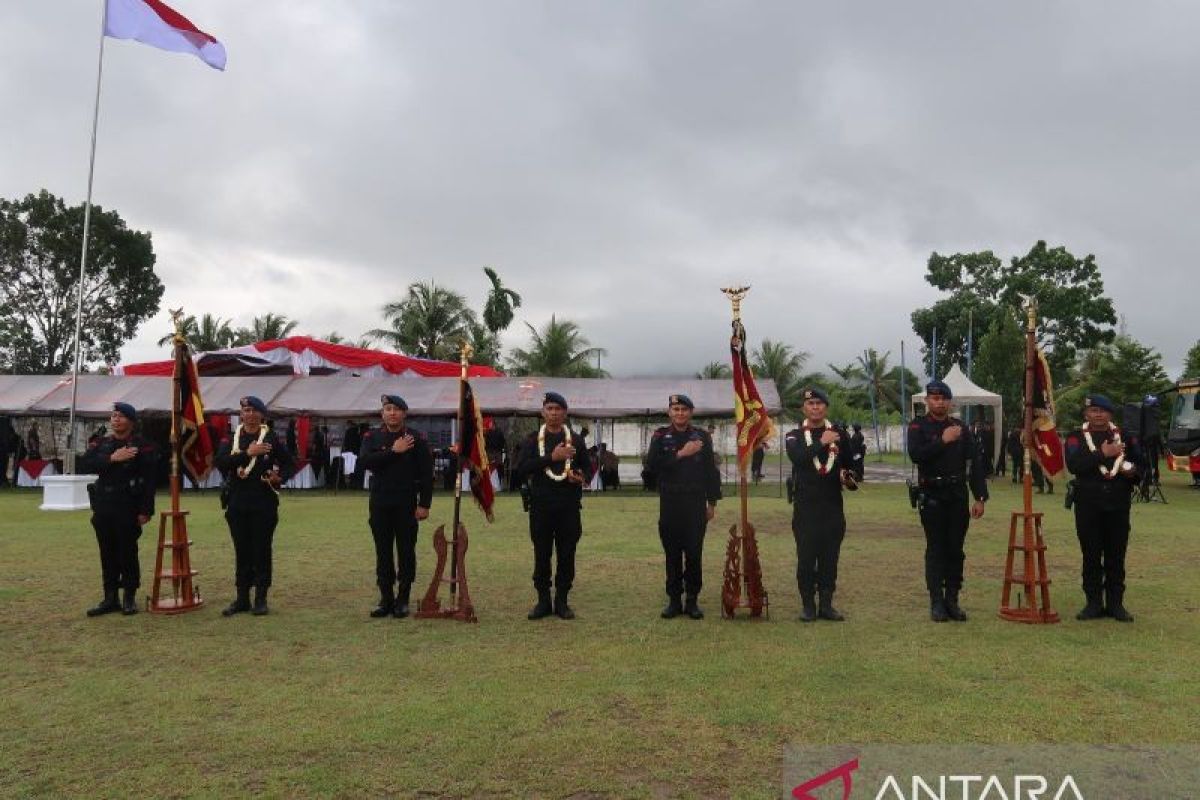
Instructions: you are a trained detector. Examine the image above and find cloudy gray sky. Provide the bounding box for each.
[2,1,1196,378]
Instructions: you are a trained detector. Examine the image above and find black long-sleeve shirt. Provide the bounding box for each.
[215,426,296,509]
[1065,424,1141,507]
[785,424,854,506]
[79,434,157,516]
[516,427,592,507]
[644,425,722,502]
[907,415,988,502]
[358,426,433,509]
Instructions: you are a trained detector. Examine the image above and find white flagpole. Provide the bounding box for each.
[65,1,109,474]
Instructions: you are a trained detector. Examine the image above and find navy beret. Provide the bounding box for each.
[1084,393,1115,413]
[543,391,568,409]
[112,402,137,422]
[239,395,268,415]
[381,394,408,411]
[925,380,953,400]
[801,387,829,405]
[669,394,694,409]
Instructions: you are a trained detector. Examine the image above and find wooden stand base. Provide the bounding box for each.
[149,509,204,615]
[414,522,477,623]
[720,524,768,620]
[999,510,1059,624]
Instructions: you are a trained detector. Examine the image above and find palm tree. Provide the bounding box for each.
[506,315,608,377]
[157,315,198,347]
[854,348,899,460]
[482,267,522,335]
[231,313,299,345]
[751,339,811,411]
[695,361,732,379]
[367,282,478,361]
[157,313,235,351]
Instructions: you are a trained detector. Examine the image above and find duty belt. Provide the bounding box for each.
[920,475,964,488]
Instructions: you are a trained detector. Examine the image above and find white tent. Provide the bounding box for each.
[911,364,1003,457]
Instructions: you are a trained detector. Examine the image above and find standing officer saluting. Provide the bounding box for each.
[786,388,859,622]
[80,402,157,617]
[516,392,592,620]
[644,394,721,620]
[358,394,433,619]
[215,396,295,617]
[1065,394,1141,622]
[907,380,987,622]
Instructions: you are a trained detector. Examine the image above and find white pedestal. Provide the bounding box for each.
[39,474,97,511]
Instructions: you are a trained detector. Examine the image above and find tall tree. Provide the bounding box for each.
[367,281,477,361]
[482,266,522,335]
[971,310,1025,427]
[1181,339,1200,381]
[506,315,608,377]
[0,190,162,372]
[231,313,298,345]
[695,361,732,379]
[157,313,234,351]
[751,339,811,412]
[1059,334,1170,429]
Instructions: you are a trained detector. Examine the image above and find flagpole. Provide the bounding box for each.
[66,1,109,474]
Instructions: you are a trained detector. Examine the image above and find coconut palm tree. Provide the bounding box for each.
[230,313,299,345]
[157,313,235,351]
[506,315,608,377]
[695,361,732,379]
[751,339,812,412]
[366,282,478,361]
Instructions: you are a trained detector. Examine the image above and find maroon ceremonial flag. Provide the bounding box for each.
[175,346,213,484]
[730,318,774,471]
[460,380,495,521]
[1032,347,1065,477]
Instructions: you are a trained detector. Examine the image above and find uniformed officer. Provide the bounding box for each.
[1065,394,1141,622]
[786,388,858,622]
[358,394,433,618]
[215,396,295,616]
[516,392,592,620]
[907,380,988,622]
[644,394,721,619]
[80,402,157,616]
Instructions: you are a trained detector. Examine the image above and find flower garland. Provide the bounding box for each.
[1082,421,1127,480]
[231,423,270,480]
[803,420,838,475]
[538,423,574,481]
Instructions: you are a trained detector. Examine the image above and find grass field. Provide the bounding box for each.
[1,471,1197,798]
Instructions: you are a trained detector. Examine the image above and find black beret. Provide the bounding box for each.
[801,387,829,405]
[1084,394,1115,413]
[240,395,268,415]
[381,394,408,411]
[925,380,953,400]
[669,394,694,409]
[112,402,137,422]
[543,391,568,409]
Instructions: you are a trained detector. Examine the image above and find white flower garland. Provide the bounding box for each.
[1082,421,1128,480]
[231,423,270,480]
[803,420,838,475]
[537,423,574,481]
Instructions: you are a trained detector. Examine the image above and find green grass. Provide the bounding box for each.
[1,472,1197,798]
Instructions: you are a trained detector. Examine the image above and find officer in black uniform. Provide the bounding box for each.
[215,396,295,616]
[1065,394,1141,622]
[907,380,988,622]
[516,391,592,620]
[850,423,866,480]
[644,394,721,620]
[358,394,433,618]
[80,402,157,616]
[786,388,858,622]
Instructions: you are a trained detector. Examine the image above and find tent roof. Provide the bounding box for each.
[911,364,1000,403]
[0,376,70,414]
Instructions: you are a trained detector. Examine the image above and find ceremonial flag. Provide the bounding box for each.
[104,0,227,71]
[730,318,775,471]
[460,380,495,521]
[175,345,214,484]
[1031,347,1065,476]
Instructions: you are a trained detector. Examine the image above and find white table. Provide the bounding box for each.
[18,460,57,487]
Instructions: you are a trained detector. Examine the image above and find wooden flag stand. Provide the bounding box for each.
[999,297,1059,624]
[149,321,204,614]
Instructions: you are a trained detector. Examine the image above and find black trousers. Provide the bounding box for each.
[1073,500,1130,597]
[225,503,278,589]
[658,494,707,598]
[91,509,142,591]
[529,502,581,594]
[792,502,845,595]
[369,503,419,589]
[918,488,969,594]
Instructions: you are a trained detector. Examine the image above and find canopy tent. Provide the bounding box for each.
[0,375,781,419]
[910,364,1003,457]
[113,336,503,379]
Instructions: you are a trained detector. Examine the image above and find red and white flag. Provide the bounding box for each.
[104,0,227,71]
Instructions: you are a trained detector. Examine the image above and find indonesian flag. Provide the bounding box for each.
[1031,347,1065,477]
[730,318,775,472]
[104,0,227,71]
[175,344,214,484]
[460,380,495,522]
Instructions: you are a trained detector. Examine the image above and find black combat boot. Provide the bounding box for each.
[393,583,411,619]
[1106,588,1134,623]
[684,595,704,620]
[661,595,683,619]
[554,591,575,620]
[222,586,251,617]
[527,589,553,620]
[251,585,270,616]
[799,592,817,623]
[87,589,120,617]
[1075,592,1104,621]
[121,588,138,616]
[818,590,845,622]
[929,591,949,622]
[944,589,968,622]
[370,587,394,618]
